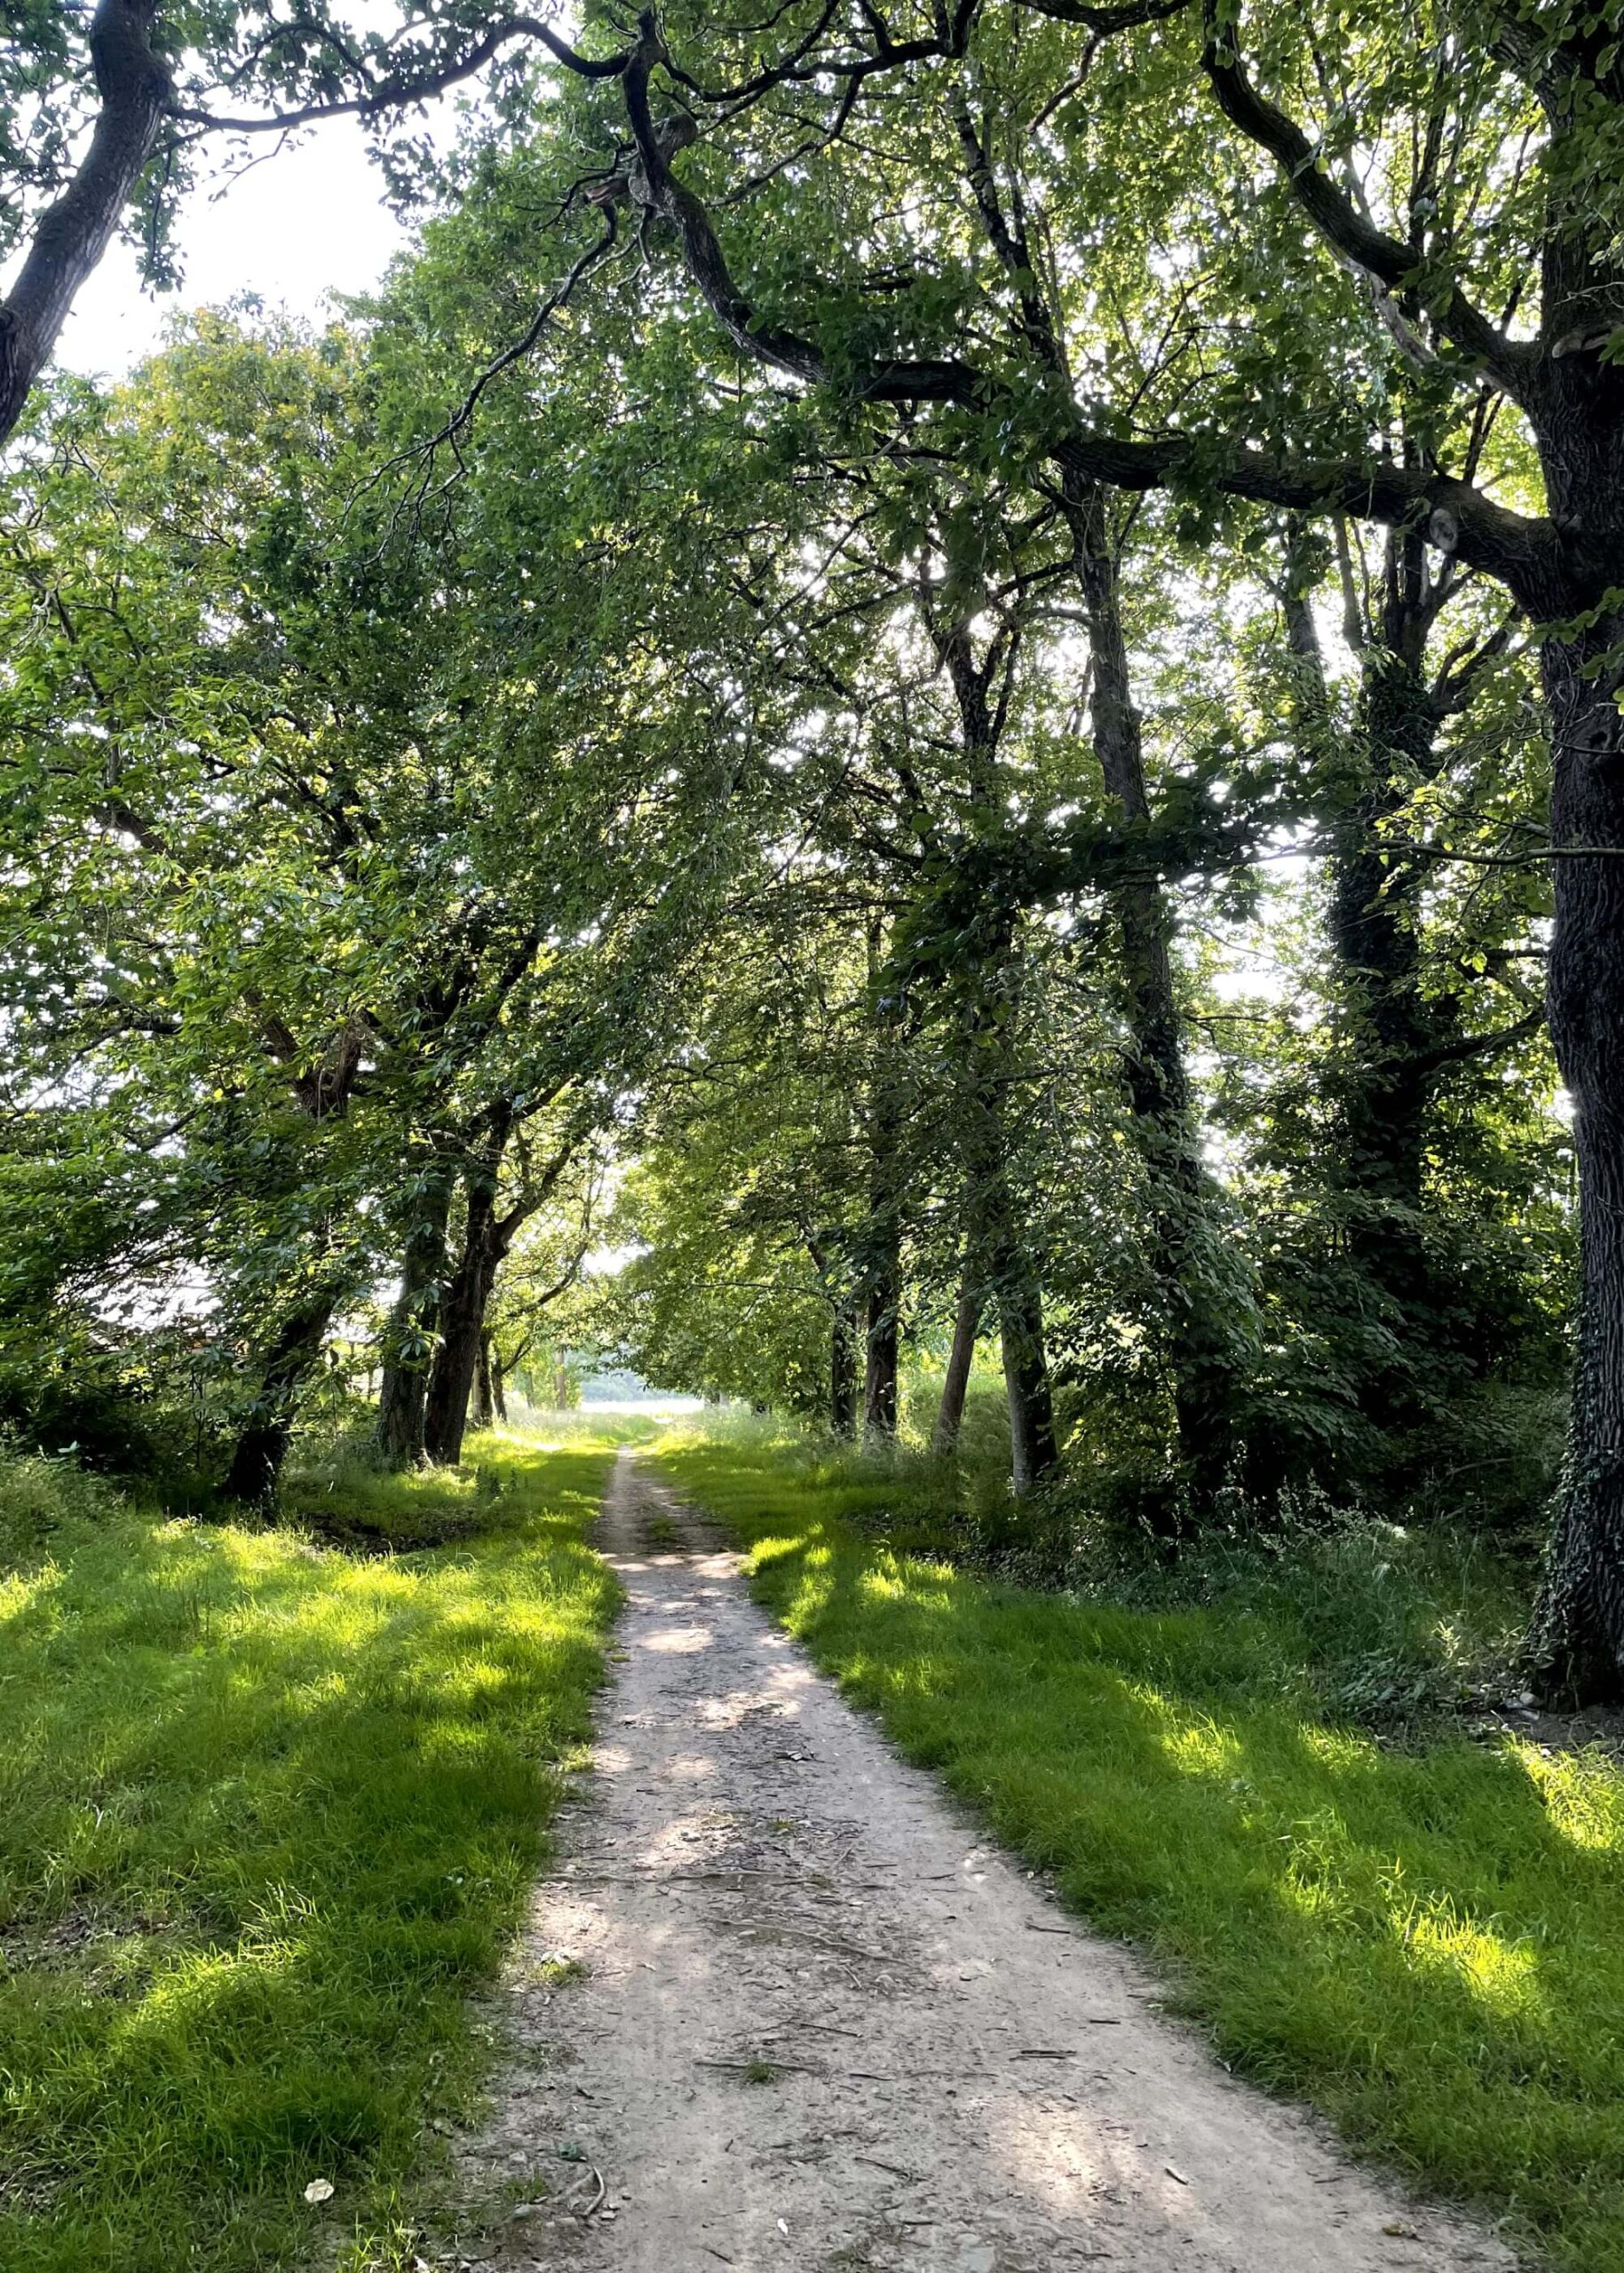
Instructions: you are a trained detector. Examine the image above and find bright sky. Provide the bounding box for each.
[58,123,413,382]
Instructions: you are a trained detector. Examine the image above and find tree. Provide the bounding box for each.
[0,292,768,1483]
[473,0,1621,1689]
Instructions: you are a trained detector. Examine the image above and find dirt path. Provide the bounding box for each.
[457,1452,1510,2273]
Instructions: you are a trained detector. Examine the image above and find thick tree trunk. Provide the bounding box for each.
[830,1302,860,1437]
[1484,321,1624,1697]
[1067,484,1248,1497]
[931,1281,981,1457]
[423,1221,500,1465]
[222,1294,337,1501]
[423,1270,492,1466]
[491,1352,509,1424]
[999,1273,1058,1496]
[424,1152,509,1466]
[1530,582,1624,1701]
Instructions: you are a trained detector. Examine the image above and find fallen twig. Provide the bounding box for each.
[572,2165,606,2221]
[693,2056,818,2075]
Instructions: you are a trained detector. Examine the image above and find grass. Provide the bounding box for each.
[656,1421,1624,2273]
[0,1425,621,2273]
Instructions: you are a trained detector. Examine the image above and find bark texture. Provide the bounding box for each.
[376,1166,453,1465]
[862,1281,900,1444]
[221,1294,337,1501]
[424,1170,505,1466]
[932,1282,981,1457]
[1066,481,1250,1496]
[1509,242,1624,1696]
[1000,1276,1058,1497]
[474,1334,496,1430]
[830,1303,860,1437]
[1531,576,1624,1699]
[0,0,170,445]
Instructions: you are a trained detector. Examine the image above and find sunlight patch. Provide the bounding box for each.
[1519,1745,1624,1852]
[1398,1905,1549,2021]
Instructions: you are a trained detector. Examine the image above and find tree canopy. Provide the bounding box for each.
[4,0,1623,1694]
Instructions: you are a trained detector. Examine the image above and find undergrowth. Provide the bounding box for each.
[658,1417,1624,2273]
[0,1427,620,2273]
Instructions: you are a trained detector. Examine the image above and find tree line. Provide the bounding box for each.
[1,0,1620,1694]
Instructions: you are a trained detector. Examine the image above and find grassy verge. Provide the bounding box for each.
[0,1427,620,2273]
[657,1422,1624,2272]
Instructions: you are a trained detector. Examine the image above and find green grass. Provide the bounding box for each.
[657,1423,1624,2272]
[0,1428,620,2273]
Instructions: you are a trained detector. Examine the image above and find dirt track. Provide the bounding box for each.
[456,1450,1510,2273]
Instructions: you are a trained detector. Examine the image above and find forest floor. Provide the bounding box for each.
[448,1451,1510,2273]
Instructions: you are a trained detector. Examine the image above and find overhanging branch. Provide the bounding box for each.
[1199,0,1541,408]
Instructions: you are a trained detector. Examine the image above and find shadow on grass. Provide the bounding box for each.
[658,1437,1624,2273]
[0,1438,618,2273]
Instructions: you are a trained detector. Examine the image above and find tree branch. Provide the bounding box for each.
[606,12,1565,610]
[0,0,171,447]
[1199,0,1541,408]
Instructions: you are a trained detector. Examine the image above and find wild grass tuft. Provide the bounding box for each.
[659,1422,1624,2273]
[0,1429,620,2273]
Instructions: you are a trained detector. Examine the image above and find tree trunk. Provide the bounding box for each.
[861,921,905,1447]
[473,1333,495,1430]
[863,1279,899,1444]
[1330,690,1433,1189]
[1000,1273,1058,1497]
[424,1175,503,1467]
[423,1267,492,1466]
[1066,478,1250,1497]
[1279,558,1458,1429]
[925,559,1060,1497]
[1529,580,1624,1701]
[376,1334,431,1467]
[0,0,170,447]
[1468,331,1624,1697]
[491,1351,509,1423]
[960,1101,1059,1495]
[222,1294,337,1501]
[932,1281,981,1457]
[376,1166,452,1466]
[830,1302,860,1437]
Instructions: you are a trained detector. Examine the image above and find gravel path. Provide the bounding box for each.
[457,1450,1510,2273]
